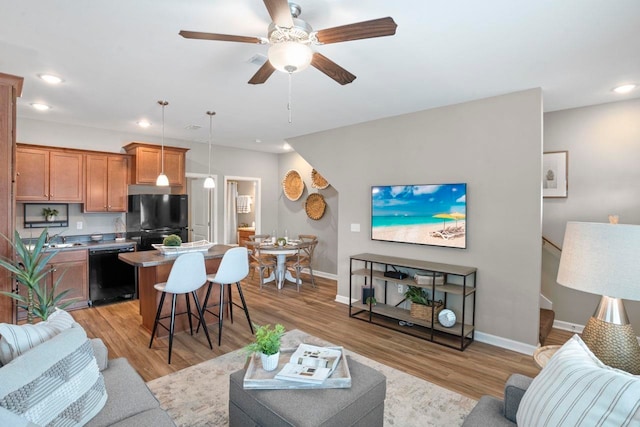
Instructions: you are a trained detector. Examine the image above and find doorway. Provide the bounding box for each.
[224,176,261,245]
[188,175,218,243]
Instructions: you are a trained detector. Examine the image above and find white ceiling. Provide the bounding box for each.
[1,0,639,153]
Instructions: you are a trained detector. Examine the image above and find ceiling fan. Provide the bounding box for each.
[179,0,397,85]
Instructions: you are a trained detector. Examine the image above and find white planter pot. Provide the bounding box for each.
[260,351,280,371]
[46,215,56,222]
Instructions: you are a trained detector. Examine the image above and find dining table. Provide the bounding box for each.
[259,241,305,289]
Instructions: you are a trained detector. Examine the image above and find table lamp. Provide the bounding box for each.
[557,221,640,374]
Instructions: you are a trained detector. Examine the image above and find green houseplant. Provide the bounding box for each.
[245,323,286,371]
[0,229,76,323]
[404,285,443,321]
[42,207,59,221]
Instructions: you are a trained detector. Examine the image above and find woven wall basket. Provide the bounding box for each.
[282,170,304,201]
[311,169,330,189]
[305,193,326,220]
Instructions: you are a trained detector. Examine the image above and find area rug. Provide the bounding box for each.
[147,329,476,426]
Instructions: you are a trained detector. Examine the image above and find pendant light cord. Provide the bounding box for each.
[288,72,293,124]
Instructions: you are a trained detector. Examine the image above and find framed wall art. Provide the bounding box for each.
[543,151,568,198]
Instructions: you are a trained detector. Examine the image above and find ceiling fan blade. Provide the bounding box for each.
[315,17,398,45]
[248,61,276,85]
[311,53,356,85]
[263,0,294,28]
[179,30,262,44]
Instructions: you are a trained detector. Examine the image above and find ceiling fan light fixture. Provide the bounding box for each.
[268,41,313,73]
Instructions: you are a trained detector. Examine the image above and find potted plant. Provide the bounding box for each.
[42,207,59,222]
[245,323,286,371]
[0,229,76,323]
[404,285,443,321]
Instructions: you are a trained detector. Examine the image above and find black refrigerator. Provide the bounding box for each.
[127,194,188,250]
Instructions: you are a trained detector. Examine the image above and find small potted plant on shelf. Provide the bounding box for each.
[0,229,76,323]
[365,296,377,306]
[404,285,443,321]
[244,323,286,371]
[42,207,59,222]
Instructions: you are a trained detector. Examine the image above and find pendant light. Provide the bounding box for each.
[156,100,170,186]
[203,111,216,189]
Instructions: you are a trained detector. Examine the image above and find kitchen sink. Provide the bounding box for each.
[48,242,86,248]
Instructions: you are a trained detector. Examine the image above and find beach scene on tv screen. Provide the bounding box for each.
[371,184,466,248]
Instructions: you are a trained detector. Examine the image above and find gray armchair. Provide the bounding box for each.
[462,374,533,426]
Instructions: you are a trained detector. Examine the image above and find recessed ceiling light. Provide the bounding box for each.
[38,74,63,84]
[255,139,262,143]
[137,120,151,128]
[184,124,201,131]
[613,84,637,94]
[31,103,51,111]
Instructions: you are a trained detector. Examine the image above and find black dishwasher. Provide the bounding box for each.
[89,246,137,306]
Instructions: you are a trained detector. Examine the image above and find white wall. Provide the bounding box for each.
[290,89,543,346]
[278,152,338,276]
[542,98,640,333]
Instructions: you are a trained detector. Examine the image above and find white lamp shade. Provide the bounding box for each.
[557,222,640,301]
[203,176,215,189]
[156,173,169,187]
[268,41,313,73]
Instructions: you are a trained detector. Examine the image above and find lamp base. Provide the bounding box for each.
[581,316,640,375]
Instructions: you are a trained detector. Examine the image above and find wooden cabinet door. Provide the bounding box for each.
[107,155,128,211]
[16,147,49,201]
[47,250,88,311]
[85,154,108,212]
[136,146,162,184]
[49,151,84,202]
[165,150,185,186]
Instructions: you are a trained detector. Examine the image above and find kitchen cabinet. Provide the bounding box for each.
[16,145,84,202]
[123,142,188,187]
[17,249,88,320]
[85,153,129,212]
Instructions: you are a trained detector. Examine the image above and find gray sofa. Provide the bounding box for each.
[462,373,533,427]
[0,324,174,426]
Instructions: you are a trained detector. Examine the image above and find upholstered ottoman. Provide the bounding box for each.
[229,356,386,427]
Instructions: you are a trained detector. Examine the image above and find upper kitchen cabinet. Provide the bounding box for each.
[123,142,188,187]
[16,144,84,202]
[85,153,129,212]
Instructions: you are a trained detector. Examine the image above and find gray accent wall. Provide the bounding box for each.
[289,89,543,345]
[278,152,338,276]
[542,98,640,333]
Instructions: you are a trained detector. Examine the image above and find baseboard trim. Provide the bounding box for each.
[474,331,538,356]
[553,319,584,334]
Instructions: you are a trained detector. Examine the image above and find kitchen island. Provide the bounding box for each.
[119,245,233,336]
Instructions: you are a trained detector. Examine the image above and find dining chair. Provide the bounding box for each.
[199,246,254,345]
[246,240,277,284]
[286,238,318,290]
[149,252,212,364]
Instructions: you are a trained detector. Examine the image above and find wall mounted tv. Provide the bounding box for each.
[371,183,467,249]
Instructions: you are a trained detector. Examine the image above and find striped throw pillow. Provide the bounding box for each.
[517,334,640,426]
[0,308,75,365]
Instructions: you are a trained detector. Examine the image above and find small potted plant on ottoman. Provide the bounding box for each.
[245,323,285,371]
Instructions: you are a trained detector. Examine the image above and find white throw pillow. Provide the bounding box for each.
[0,308,75,365]
[517,334,640,426]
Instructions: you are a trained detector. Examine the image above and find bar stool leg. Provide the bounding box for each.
[228,283,234,324]
[149,291,167,348]
[185,293,194,335]
[191,290,213,349]
[218,283,225,346]
[236,281,254,334]
[168,294,177,364]
[196,282,213,334]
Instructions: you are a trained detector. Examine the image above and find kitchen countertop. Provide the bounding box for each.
[118,244,232,267]
[44,239,137,251]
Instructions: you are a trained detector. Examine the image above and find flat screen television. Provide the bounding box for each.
[371,183,467,249]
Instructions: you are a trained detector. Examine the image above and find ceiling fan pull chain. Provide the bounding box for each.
[288,71,293,124]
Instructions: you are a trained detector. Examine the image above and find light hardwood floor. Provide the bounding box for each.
[71,272,573,401]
